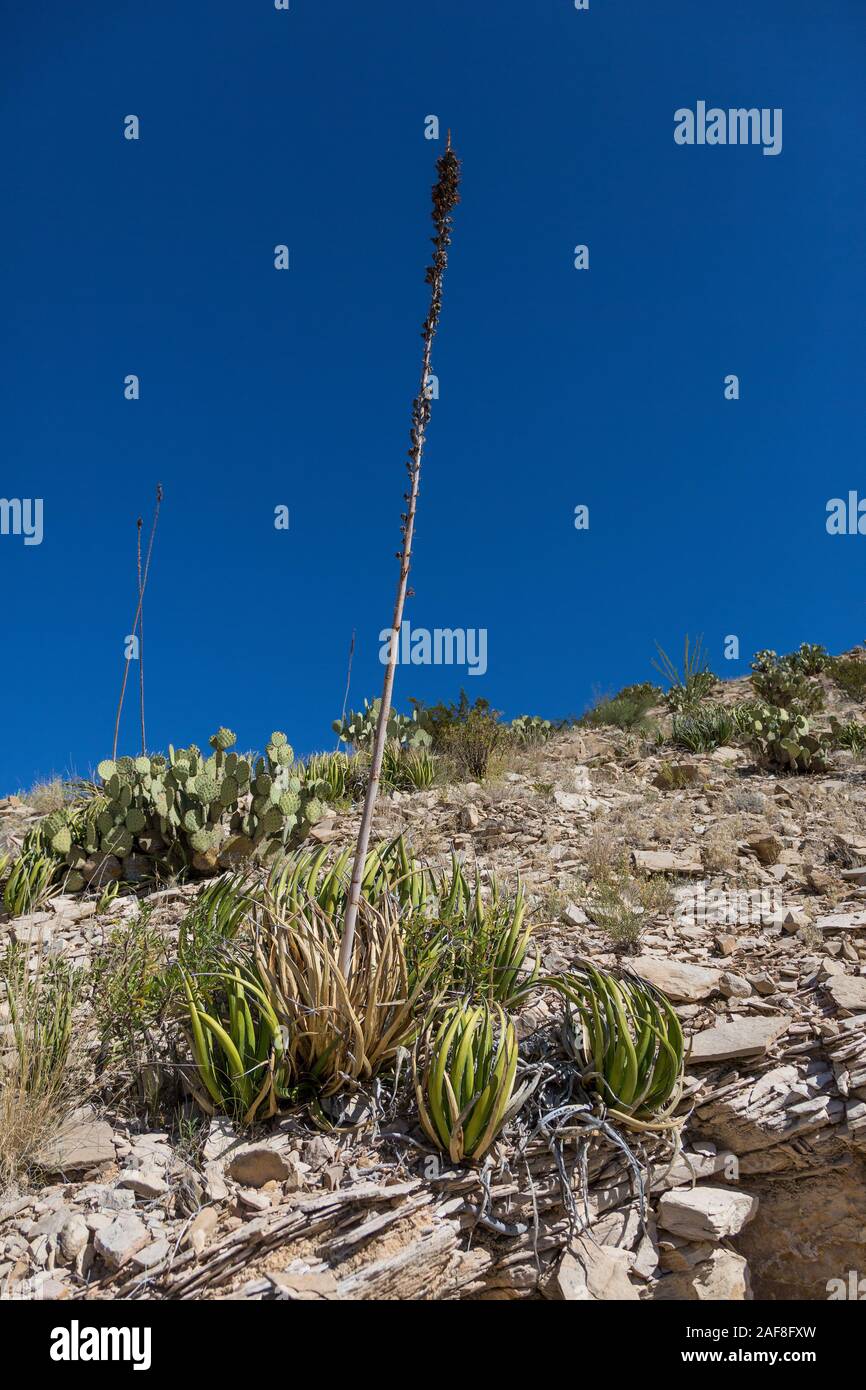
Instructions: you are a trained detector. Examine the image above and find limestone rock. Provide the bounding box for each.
[93,1212,149,1270]
[657,1186,758,1241]
[34,1116,116,1177]
[226,1143,294,1188]
[632,956,721,1002]
[825,974,866,1014]
[553,1238,639,1301]
[688,1015,789,1063]
[632,849,703,875]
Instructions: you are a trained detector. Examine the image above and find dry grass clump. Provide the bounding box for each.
[700,816,745,873]
[19,777,74,815]
[0,943,88,1188]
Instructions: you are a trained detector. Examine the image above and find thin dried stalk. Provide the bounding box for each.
[112,484,163,759]
[339,138,461,977]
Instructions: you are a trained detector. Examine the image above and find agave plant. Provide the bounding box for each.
[2,840,57,917]
[413,999,532,1162]
[303,751,352,802]
[671,703,735,753]
[180,958,289,1123]
[550,962,685,1129]
[404,860,539,1004]
[255,894,430,1095]
[400,746,436,790]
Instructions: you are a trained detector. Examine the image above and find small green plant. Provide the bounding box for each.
[180,959,290,1124]
[671,703,735,753]
[829,716,866,754]
[413,1000,531,1162]
[2,837,57,917]
[551,963,685,1128]
[652,635,718,712]
[585,872,672,952]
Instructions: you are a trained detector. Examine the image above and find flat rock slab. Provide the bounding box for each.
[688,1016,789,1063]
[825,975,866,1013]
[33,1118,116,1177]
[632,956,721,1002]
[633,850,703,875]
[815,911,866,932]
[658,1186,758,1241]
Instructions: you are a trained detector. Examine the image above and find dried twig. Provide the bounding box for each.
[112,485,163,759]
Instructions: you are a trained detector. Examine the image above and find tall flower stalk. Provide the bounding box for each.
[338,139,461,978]
[111,484,163,759]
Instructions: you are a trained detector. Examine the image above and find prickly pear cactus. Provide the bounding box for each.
[741,704,830,773]
[332,698,431,752]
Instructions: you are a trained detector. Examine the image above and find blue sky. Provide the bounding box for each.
[1,1,865,791]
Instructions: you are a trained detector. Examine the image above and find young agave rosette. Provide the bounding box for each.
[551,962,685,1129]
[413,999,531,1162]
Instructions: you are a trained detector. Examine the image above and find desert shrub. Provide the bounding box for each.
[582,686,657,732]
[19,778,84,816]
[652,635,718,712]
[90,909,180,1113]
[437,706,505,780]
[750,649,824,713]
[829,656,866,704]
[671,703,735,752]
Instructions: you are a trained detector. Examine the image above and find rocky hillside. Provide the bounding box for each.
[2,657,866,1301]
